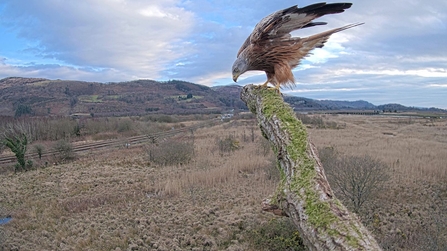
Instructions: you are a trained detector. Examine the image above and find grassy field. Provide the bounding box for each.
[308,114,447,250]
[1,114,446,250]
[78,95,102,103]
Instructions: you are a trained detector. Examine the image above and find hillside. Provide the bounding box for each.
[283,96,376,111]
[0,77,246,117]
[1,77,445,117]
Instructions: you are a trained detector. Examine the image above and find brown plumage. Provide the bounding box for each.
[232,2,363,92]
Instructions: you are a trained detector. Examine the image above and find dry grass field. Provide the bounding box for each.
[308,114,447,250]
[1,114,446,250]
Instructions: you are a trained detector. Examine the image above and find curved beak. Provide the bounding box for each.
[232,74,239,83]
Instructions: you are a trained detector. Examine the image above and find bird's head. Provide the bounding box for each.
[232,57,248,82]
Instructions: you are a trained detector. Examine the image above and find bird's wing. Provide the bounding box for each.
[288,23,363,68]
[237,36,251,57]
[237,2,353,56]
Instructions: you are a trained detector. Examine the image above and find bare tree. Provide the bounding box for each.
[319,147,389,213]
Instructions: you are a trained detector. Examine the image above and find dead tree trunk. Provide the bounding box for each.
[240,85,382,251]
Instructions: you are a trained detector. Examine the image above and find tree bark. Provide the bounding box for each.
[240,84,382,251]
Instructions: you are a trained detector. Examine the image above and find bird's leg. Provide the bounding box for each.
[274,84,282,95]
[261,79,270,87]
[255,79,271,89]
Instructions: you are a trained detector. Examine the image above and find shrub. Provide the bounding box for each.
[34,144,45,159]
[117,118,133,133]
[248,218,306,251]
[145,115,177,123]
[0,142,4,154]
[148,140,194,166]
[26,160,33,170]
[73,123,82,137]
[319,147,389,213]
[296,113,343,129]
[216,134,239,155]
[54,139,76,162]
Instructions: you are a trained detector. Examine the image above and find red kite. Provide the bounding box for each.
[232,2,362,92]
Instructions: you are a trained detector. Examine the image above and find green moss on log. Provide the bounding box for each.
[257,88,353,240]
[243,85,377,250]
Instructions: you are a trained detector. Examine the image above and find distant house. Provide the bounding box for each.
[220,114,233,121]
[221,109,234,121]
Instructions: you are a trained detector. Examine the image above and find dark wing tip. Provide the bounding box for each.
[299,2,353,16]
[302,22,328,29]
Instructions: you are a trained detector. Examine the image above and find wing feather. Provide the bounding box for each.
[289,22,364,68]
[236,2,353,56]
[233,2,361,89]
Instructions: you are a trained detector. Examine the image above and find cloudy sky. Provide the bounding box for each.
[1,0,446,108]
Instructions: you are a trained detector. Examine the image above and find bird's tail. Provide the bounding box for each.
[302,22,364,49]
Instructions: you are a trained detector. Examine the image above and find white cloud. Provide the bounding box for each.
[288,87,370,93]
[0,0,195,81]
[427,83,447,88]
[139,6,177,19]
[336,68,447,78]
[192,71,230,86]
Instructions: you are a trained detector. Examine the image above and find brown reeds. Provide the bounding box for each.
[0,115,446,250]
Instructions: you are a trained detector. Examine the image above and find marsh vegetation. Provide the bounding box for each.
[0,114,446,250]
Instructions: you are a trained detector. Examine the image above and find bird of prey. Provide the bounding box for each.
[232,2,362,92]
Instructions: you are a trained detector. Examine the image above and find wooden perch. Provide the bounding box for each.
[240,84,382,251]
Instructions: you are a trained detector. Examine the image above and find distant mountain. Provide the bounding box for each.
[284,96,377,111]
[284,96,447,113]
[0,77,445,118]
[376,103,446,113]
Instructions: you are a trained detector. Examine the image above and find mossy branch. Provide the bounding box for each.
[240,84,382,251]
